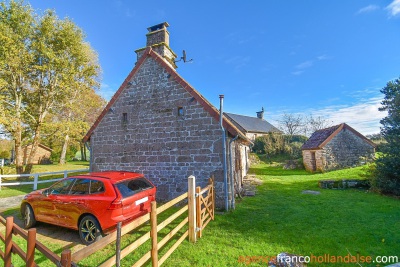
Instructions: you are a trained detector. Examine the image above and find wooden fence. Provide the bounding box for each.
[0,216,72,267]
[0,169,89,190]
[0,175,214,266]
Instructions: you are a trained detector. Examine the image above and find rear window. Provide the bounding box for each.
[115,178,154,198]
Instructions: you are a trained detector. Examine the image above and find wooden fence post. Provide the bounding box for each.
[210,177,215,220]
[116,222,122,267]
[5,217,13,267]
[150,201,158,267]
[188,175,197,243]
[60,250,71,267]
[196,186,202,238]
[27,228,36,267]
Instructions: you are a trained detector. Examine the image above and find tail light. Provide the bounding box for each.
[108,199,122,210]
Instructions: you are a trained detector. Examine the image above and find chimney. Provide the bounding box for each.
[256,107,264,120]
[135,22,177,68]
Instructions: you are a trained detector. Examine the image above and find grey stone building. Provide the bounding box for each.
[301,123,376,172]
[83,22,251,208]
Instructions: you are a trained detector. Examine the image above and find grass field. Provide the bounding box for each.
[1,157,399,266]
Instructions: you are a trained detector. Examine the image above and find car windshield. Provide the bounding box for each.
[115,178,153,198]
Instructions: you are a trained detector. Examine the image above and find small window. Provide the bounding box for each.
[49,178,76,195]
[122,113,128,125]
[177,107,184,116]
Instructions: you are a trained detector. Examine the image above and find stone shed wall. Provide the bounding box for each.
[90,56,236,207]
[322,128,375,170]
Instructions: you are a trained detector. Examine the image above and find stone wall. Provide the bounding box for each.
[303,128,375,172]
[323,128,375,170]
[90,55,240,207]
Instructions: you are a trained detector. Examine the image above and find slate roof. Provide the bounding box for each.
[224,113,281,134]
[82,47,249,144]
[301,123,376,150]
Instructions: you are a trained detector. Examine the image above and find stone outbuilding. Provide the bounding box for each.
[301,123,376,172]
[225,108,281,142]
[83,22,251,208]
[22,144,52,165]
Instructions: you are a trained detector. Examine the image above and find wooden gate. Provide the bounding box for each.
[196,178,215,238]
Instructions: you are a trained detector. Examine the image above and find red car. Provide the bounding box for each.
[20,171,156,245]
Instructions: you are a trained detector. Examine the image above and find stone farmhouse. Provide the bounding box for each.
[301,123,376,172]
[225,108,281,141]
[83,22,254,208]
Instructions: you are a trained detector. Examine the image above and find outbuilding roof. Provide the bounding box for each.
[301,123,376,150]
[225,113,281,134]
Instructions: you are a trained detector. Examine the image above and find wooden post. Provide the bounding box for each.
[26,228,36,267]
[64,170,68,179]
[116,222,122,267]
[209,177,215,220]
[196,186,202,238]
[60,250,71,267]
[188,175,196,243]
[5,217,13,267]
[150,201,158,267]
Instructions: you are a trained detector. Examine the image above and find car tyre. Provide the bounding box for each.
[22,204,36,229]
[79,215,102,245]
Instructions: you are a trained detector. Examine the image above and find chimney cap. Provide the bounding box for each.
[147,22,169,32]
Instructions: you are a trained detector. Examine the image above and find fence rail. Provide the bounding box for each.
[0,169,89,190]
[0,216,73,267]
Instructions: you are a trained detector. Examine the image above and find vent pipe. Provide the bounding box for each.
[219,95,229,211]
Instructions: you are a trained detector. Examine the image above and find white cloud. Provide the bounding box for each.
[356,5,380,15]
[387,0,400,17]
[269,96,386,135]
[296,60,313,69]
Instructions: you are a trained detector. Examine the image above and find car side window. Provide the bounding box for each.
[90,180,105,194]
[49,178,76,195]
[70,179,90,195]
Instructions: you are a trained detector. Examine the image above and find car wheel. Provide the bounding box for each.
[79,215,102,245]
[23,204,36,229]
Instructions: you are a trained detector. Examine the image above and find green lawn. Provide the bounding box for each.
[1,159,399,266]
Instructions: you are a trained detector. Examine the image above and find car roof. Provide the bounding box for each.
[74,171,145,183]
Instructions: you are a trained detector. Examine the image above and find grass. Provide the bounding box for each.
[0,161,89,198]
[1,157,399,266]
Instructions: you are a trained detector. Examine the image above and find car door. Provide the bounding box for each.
[34,178,75,225]
[55,178,90,229]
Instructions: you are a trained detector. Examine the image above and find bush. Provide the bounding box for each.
[0,150,10,159]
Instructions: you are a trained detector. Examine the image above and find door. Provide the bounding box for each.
[310,152,317,171]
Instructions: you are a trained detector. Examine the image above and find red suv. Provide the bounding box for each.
[20,171,156,245]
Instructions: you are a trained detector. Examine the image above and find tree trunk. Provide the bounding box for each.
[80,142,86,161]
[59,134,69,165]
[14,113,24,175]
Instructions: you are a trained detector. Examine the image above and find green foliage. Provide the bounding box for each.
[0,150,10,158]
[373,77,400,195]
[253,133,307,160]
[0,1,103,173]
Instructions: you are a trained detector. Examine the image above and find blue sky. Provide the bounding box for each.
[26,0,400,135]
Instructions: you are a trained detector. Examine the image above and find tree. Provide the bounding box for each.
[278,113,304,136]
[305,115,333,135]
[0,1,100,173]
[373,77,400,195]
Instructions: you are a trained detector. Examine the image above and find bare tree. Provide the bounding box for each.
[278,113,304,136]
[305,115,333,135]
